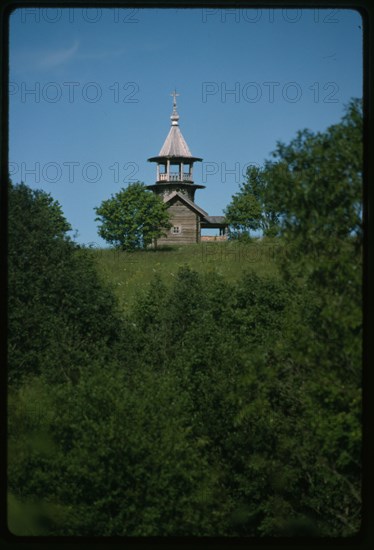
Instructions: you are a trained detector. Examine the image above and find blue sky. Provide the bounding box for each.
[9,7,363,243]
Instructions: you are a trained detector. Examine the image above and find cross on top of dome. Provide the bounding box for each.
[170,89,180,125]
[171,89,180,105]
[147,91,202,162]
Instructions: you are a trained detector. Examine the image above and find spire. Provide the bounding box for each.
[170,89,180,126]
[147,92,202,162]
[157,90,192,157]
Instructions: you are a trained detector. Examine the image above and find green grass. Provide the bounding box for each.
[90,239,283,313]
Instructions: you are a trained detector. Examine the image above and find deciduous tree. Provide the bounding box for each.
[95,182,171,250]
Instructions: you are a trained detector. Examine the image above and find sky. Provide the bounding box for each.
[9,7,363,243]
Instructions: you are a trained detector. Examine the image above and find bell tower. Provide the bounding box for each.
[147,91,205,202]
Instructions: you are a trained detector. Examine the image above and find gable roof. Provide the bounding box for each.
[164,191,209,218]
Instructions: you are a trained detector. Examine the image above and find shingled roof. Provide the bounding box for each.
[204,216,227,224]
[159,125,192,157]
[148,92,202,162]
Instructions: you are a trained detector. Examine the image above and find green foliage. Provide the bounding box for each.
[224,179,263,238]
[258,99,363,389]
[8,181,126,385]
[8,366,224,536]
[228,98,362,249]
[126,264,361,536]
[95,182,171,250]
[265,98,362,244]
[8,261,361,536]
[8,377,73,534]
[90,239,281,313]
[225,166,279,238]
[8,99,362,536]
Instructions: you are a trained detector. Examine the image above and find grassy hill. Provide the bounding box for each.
[90,239,283,312]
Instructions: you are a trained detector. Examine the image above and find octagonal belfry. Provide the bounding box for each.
[147,90,205,202]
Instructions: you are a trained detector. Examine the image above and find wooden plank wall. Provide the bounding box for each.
[156,199,199,245]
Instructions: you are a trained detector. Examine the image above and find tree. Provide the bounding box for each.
[227,98,362,247]
[8,361,224,536]
[230,99,363,535]
[213,99,362,535]
[8,181,125,385]
[95,182,171,250]
[224,181,263,239]
[225,166,279,238]
[256,99,363,386]
[263,99,362,247]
